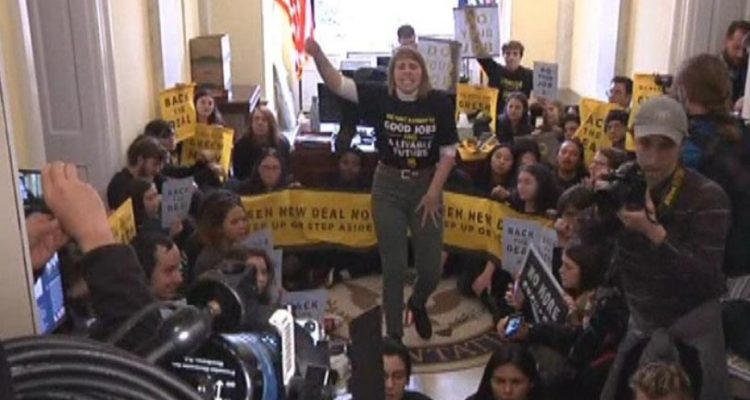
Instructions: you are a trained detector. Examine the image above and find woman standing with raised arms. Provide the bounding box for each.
[305,38,458,342]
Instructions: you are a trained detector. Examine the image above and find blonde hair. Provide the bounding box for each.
[387,46,432,98]
[630,362,693,400]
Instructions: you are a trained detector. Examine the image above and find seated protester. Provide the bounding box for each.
[497,242,605,341]
[496,92,533,144]
[382,337,433,400]
[587,147,629,185]
[553,185,595,250]
[225,245,278,305]
[144,118,223,189]
[328,146,371,190]
[475,144,517,201]
[561,113,581,141]
[498,243,625,399]
[674,53,750,277]
[106,135,166,210]
[532,100,565,166]
[508,163,559,217]
[554,139,588,192]
[232,105,291,181]
[192,190,249,280]
[476,40,534,112]
[630,362,694,400]
[195,87,226,125]
[513,137,542,167]
[234,148,296,195]
[604,110,629,150]
[319,147,379,281]
[607,76,633,110]
[465,343,543,400]
[128,178,193,248]
[131,232,184,302]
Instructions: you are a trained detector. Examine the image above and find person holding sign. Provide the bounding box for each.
[194,87,226,125]
[477,40,534,112]
[144,119,223,189]
[600,96,732,400]
[235,148,297,195]
[305,38,458,341]
[128,178,192,248]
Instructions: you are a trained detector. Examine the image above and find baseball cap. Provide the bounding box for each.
[632,95,688,144]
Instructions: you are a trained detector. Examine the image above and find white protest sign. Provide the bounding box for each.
[502,218,557,275]
[161,177,195,228]
[533,62,559,99]
[502,218,540,276]
[281,289,329,323]
[417,37,461,93]
[241,228,275,251]
[453,5,501,58]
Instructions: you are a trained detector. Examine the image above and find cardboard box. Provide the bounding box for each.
[190,34,231,91]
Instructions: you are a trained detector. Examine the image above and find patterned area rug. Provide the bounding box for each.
[326,275,504,373]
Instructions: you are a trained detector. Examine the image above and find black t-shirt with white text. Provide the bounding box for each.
[357,83,458,170]
[477,58,533,110]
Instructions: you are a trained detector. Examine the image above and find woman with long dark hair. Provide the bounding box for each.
[466,344,542,400]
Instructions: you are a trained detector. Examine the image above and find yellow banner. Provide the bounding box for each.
[626,74,664,151]
[574,98,619,165]
[455,83,499,132]
[241,190,552,261]
[159,84,197,142]
[108,198,136,245]
[180,124,234,176]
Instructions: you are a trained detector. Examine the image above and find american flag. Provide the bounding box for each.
[277,0,315,78]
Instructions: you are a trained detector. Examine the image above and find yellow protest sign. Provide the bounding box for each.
[242,190,376,248]
[241,190,553,263]
[574,98,620,165]
[108,198,136,245]
[626,74,665,151]
[159,84,197,142]
[456,83,499,132]
[181,124,234,176]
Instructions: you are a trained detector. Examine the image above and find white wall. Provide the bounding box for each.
[569,0,621,99]
[625,0,676,76]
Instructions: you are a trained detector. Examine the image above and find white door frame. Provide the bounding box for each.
[0,36,40,338]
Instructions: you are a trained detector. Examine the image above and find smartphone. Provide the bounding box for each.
[505,314,523,338]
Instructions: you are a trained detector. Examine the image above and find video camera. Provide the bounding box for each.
[107,260,333,400]
[593,161,648,218]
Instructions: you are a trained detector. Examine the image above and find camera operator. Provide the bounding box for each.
[35,163,160,348]
[600,96,731,400]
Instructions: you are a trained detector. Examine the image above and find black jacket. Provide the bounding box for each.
[84,244,160,351]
